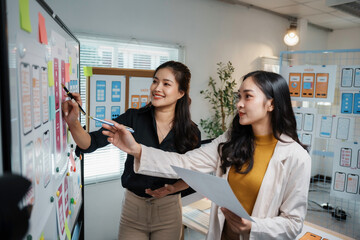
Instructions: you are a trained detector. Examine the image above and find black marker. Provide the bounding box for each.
[61,83,86,115]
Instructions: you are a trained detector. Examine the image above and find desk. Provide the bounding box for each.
[182,198,211,236]
[181,198,355,240]
[182,198,211,240]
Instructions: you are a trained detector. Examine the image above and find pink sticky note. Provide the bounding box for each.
[38,12,48,44]
[56,111,61,154]
[69,150,76,172]
[65,63,70,83]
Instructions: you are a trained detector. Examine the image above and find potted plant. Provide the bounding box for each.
[200,61,237,138]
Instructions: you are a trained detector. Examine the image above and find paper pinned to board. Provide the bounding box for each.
[171,166,253,222]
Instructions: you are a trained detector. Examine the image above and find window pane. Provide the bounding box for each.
[133,54,151,69]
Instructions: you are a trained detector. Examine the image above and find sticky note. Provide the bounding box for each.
[69,57,72,75]
[38,12,48,44]
[65,219,72,240]
[49,95,55,120]
[19,0,32,32]
[69,150,76,170]
[47,61,54,86]
[83,66,93,77]
[65,63,70,82]
[67,128,70,143]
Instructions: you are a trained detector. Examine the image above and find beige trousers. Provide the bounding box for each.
[118,190,182,240]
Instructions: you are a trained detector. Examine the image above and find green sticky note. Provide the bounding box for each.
[49,95,55,120]
[67,128,70,143]
[19,0,32,32]
[83,66,93,77]
[65,219,71,240]
[47,61,54,86]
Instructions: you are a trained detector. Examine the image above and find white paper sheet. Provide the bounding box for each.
[172,166,253,222]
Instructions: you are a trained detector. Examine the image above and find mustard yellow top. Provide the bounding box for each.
[228,134,278,215]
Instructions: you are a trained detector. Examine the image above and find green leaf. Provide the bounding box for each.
[199,61,236,138]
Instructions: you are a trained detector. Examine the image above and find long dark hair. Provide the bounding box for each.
[152,61,199,153]
[218,71,306,174]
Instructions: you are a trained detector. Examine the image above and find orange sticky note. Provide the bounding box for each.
[19,0,32,32]
[38,12,48,44]
[47,61,54,86]
[65,63,70,82]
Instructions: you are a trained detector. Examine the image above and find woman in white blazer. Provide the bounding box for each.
[102,71,312,240]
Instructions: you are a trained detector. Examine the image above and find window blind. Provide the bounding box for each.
[77,35,181,184]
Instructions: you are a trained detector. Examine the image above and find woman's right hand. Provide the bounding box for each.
[62,93,81,126]
[102,120,142,159]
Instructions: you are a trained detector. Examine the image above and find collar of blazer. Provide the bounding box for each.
[272,134,297,164]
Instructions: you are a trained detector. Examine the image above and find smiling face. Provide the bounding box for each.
[150,67,184,110]
[236,76,274,135]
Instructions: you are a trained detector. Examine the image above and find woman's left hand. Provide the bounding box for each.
[145,184,175,199]
[220,207,252,234]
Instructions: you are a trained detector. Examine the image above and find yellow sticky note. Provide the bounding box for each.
[19,0,32,32]
[65,219,72,240]
[83,66,93,77]
[47,61,54,86]
[67,128,70,143]
[40,232,45,240]
[69,57,72,75]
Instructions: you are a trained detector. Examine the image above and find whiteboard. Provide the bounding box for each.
[5,0,82,239]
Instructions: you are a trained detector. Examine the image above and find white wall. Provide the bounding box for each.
[43,0,360,239]
[45,0,296,131]
[84,179,123,240]
[328,27,360,49]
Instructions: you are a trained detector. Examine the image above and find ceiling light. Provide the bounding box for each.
[284,23,299,46]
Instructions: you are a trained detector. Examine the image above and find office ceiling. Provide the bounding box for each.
[219,0,360,30]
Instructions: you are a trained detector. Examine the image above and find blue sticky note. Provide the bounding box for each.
[49,95,55,120]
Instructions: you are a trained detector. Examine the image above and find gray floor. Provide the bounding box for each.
[307,181,360,239]
[184,181,360,240]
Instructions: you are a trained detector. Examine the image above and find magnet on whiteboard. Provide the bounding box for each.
[18,43,26,58]
[50,35,56,46]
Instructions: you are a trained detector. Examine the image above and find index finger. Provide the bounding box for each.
[71,92,82,103]
[104,119,130,133]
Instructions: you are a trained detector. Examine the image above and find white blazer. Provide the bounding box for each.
[134,132,311,240]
